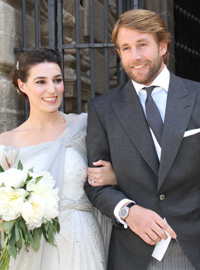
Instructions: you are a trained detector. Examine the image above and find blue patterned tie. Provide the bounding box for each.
[144,86,163,146]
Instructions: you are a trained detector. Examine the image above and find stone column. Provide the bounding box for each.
[0,0,34,133]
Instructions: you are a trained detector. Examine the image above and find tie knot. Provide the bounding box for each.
[143,86,157,97]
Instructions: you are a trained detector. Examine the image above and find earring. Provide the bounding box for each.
[16,88,21,95]
[16,61,19,70]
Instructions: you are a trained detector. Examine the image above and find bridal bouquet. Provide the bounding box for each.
[0,161,60,270]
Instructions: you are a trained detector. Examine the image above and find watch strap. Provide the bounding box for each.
[126,202,135,209]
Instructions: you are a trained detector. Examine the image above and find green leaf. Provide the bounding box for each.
[2,220,15,235]
[16,217,32,251]
[17,160,23,170]
[47,225,56,246]
[14,222,21,242]
[53,218,60,233]
[7,229,17,259]
[41,222,49,242]
[15,238,23,253]
[28,167,34,173]
[23,173,33,188]
[40,219,60,247]
[26,173,33,182]
[31,228,42,251]
[0,227,10,249]
[0,165,4,173]
[0,182,5,187]
[35,176,43,184]
[19,181,25,189]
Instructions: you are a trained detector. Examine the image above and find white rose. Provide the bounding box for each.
[24,171,59,224]
[43,196,59,221]
[0,168,29,188]
[21,194,45,230]
[27,171,59,201]
[0,187,26,221]
[29,171,55,188]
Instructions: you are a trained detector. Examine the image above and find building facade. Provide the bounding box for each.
[0,0,199,132]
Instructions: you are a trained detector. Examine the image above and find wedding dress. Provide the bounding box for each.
[0,113,111,270]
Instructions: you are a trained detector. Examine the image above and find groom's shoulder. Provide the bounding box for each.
[171,72,200,90]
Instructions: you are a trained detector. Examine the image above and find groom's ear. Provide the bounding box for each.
[117,48,121,58]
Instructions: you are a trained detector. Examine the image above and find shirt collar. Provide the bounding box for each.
[132,65,170,95]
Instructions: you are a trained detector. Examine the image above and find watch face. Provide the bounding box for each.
[120,207,129,219]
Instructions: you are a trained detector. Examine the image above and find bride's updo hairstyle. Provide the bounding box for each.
[11,48,61,97]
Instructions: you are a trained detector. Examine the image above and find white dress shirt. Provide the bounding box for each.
[114,65,170,228]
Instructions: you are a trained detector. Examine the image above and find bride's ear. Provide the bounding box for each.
[17,79,26,94]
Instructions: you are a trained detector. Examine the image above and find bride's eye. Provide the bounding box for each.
[54,78,63,84]
[36,80,45,84]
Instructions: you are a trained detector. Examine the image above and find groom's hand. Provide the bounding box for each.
[126,205,177,245]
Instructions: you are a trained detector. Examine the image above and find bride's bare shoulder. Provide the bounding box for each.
[0,126,24,146]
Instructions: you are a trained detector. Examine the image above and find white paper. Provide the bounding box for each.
[151,219,172,261]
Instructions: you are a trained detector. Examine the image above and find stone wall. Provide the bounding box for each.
[60,0,117,113]
[0,0,117,128]
[0,0,175,133]
[0,0,35,133]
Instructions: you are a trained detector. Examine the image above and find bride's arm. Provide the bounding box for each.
[88,160,117,186]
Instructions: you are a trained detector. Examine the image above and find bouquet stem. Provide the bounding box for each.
[0,247,10,270]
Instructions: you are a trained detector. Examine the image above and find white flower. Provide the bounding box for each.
[0,168,28,188]
[0,164,60,267]
[26,171,59,222]
[43,196,59,221]
[21,194,45,230]
[0,168,59,229]
[27,171,59,201]
[0,187,26,221]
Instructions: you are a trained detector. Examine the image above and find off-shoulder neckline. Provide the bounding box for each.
[0,113,87,150]
[0,112,69,149]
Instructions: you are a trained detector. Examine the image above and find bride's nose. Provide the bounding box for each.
[47,81,56,94]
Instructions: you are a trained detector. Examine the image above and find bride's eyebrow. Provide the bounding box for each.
[33,76,46,81]
[33,74,62,81]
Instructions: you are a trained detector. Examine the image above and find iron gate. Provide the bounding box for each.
[174,0,200,82]
[15,0,143,117]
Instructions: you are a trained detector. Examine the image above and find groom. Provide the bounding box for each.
[85,9,200,270]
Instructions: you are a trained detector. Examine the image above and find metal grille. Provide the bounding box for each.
[174,0,200,82]
[15,0,143,117]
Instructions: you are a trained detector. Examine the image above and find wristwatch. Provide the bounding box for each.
[119,202,135,220]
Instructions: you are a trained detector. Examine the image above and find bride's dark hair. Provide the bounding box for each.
[11,48,62,97]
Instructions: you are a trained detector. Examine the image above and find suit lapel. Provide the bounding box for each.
[158,73,197,190]
[110,80,159,175]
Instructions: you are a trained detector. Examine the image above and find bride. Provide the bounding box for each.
[0,48,116,270]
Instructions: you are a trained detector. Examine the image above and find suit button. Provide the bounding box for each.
[159,194,165,200]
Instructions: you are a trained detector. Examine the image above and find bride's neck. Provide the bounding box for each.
[26,110,65,129]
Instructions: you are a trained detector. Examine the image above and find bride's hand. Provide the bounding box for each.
[88,160,117,186]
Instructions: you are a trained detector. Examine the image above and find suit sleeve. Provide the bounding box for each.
[85,99,127,225]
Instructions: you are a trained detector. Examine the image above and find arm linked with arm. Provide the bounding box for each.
[85,99,127,225]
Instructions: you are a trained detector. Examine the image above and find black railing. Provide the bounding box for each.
[174,0,200,82]
[15,0,143,117]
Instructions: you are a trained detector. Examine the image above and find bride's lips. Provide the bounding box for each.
[42,96,58,103]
